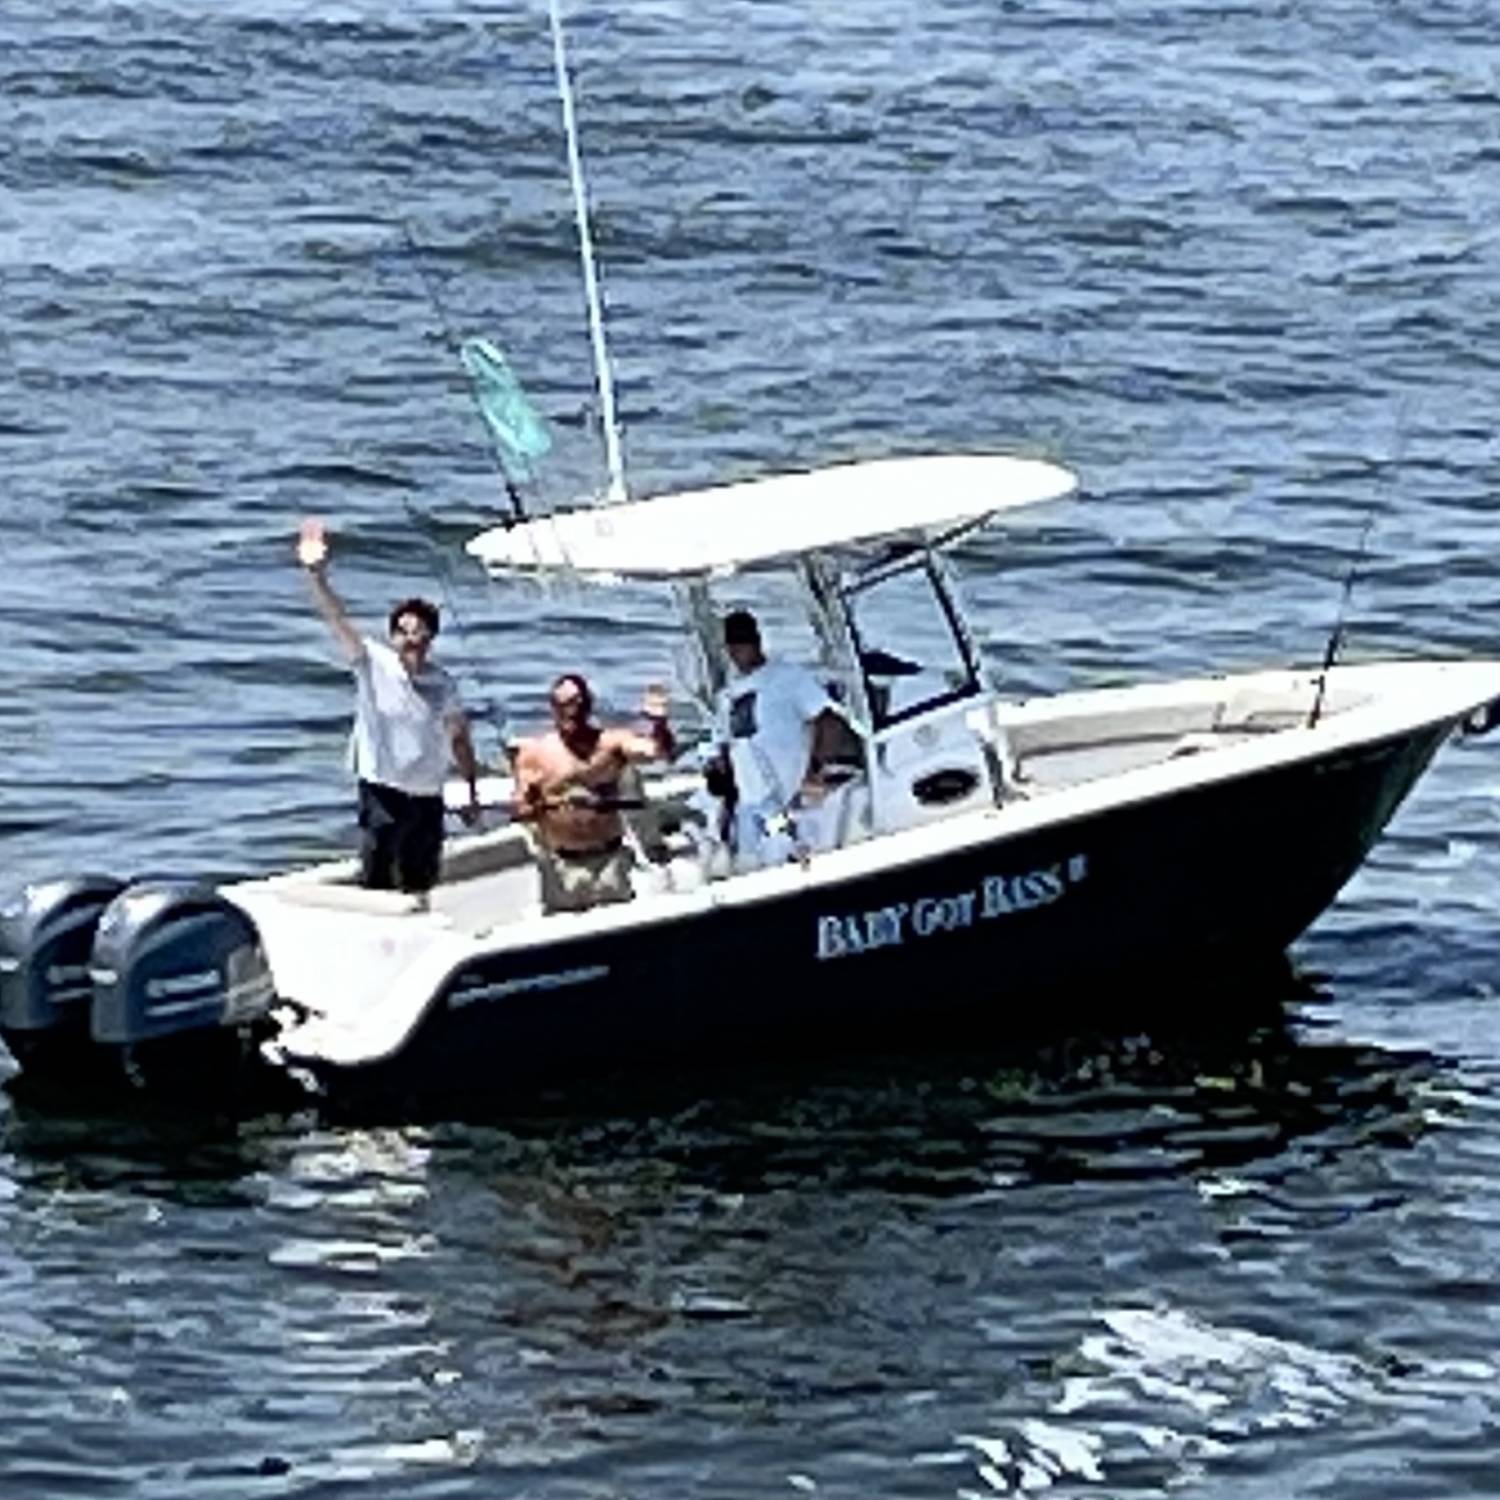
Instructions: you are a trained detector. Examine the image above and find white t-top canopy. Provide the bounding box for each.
[466,453,1077,581]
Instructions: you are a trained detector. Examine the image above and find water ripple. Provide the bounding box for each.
[5,0,1500,1494]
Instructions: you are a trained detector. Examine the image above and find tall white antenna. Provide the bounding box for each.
[542,0,718,708]
[547,0,628,503]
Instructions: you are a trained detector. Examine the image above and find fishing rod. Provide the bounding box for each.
[399,218,536,525]
[394,219,561,730]
[398,493,473,650]
[445,786,648,824]
[1307,514,1373,729]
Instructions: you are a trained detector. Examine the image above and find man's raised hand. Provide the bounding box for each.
[297,517,329,571]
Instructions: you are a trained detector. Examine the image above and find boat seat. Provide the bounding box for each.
[269,883,434,917]
[437,826,535,882]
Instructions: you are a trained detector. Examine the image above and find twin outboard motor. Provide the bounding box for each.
[91,882,274,1048]
[0,876,276,1093]
[0,876,126,1043]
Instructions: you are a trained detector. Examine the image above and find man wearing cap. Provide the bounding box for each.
[713,609,850,870]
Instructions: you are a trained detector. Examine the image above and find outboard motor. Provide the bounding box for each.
[90,882,276,1093]
[0,876,126,1077]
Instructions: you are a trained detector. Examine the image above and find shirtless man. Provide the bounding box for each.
[514,673,675,913]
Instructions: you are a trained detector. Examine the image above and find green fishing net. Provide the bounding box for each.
[460,338,553,482]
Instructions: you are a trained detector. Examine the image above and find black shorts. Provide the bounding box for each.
[357,780,445,893]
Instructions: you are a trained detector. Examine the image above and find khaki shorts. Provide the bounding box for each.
[538,840,635,914]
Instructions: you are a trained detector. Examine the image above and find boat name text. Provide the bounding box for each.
[815,854,1088,961]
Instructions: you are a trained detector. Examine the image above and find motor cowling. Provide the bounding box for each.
[0,876,126,1034]
[90,882,276,1046]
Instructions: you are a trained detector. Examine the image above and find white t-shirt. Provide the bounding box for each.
[714,658,835,808]
[348,637,461,797]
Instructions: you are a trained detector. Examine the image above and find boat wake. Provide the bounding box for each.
[960,1300,1495,1494]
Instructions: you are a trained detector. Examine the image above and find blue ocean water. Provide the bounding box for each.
[3,2,1500,1495]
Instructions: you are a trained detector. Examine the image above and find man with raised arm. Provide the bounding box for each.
[514,672,675,913]
[296,517,480,902]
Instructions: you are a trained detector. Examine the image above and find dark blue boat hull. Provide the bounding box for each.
[309,719,1449,1111]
